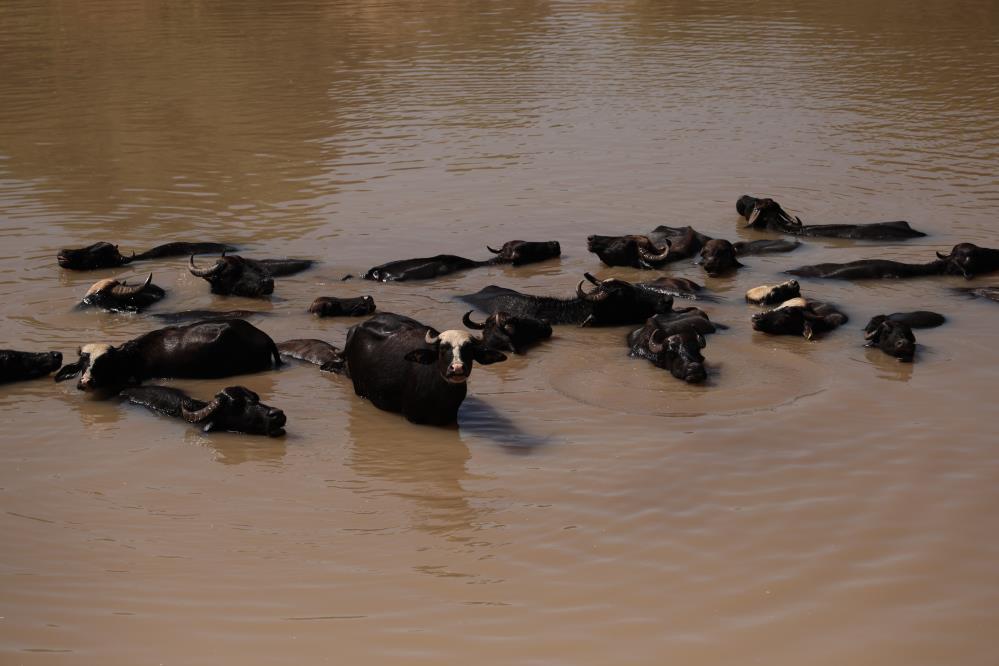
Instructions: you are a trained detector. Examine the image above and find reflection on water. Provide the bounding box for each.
[1,0,998,663]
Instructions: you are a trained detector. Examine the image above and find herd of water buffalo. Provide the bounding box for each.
[3,194,998,435]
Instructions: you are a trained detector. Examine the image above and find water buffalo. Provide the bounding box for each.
[865,320,917,361]
[751,299,848,339]
[343,312,507,425]
[54,319,281,393]
[736,195,926,240]
[58,241,237,270]
[120,385,287,436]
[746,279,801,305]
[787,258,946,280]
[698,239,743,276]
[79,274,165,312]
[936,243,999,279]
[0,350,63,384]
[459,273,674,326]
[638,307,718,337]
[586,234,671,268]
[363,240,561,282]
[461,311,552,354]
[636,277,710,301]
[151,309,270,323]
[188,253,314,297]
[953,286,999,303]
[308,295,376,317]
[864,311,946,332]
[277,339,345,372]
[627,322,707,384]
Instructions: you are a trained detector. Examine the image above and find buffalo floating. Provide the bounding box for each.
[58,241,236,271]
[863,311,946,361]
[737,195,926,240]
[189,253,314,297]
[79,274,165,312]
[308,295,376,317]
[751,298,848,339]
[745,280,801,305]
[363,240,561,282]
[277,339,345,372]
[0,350,63,384]
[121,385,286,436]
[461,311,552,354]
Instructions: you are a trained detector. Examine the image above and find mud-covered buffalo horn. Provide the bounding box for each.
[486,246,501,254]
[576,279,608,302]
[181,396,223,423]
[462,311,486,330]
[110,273,153,297]
[936,251,950,260]
[189,254,223,277]
[647,328,666,354]
[637,237,670,263]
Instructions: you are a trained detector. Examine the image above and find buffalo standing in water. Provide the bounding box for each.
[737,195,926,240]
[79,274,165,312]
[120,385,287,437]
[460,273,674,327]
[588,227,799,269]
[787,243,999,280]
[0,350,63,384]
[863,311,946,362]
[189,253,314,297]
[58,241,236,270]
[363,240,561,282]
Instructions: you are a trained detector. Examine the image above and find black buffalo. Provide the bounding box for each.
[54,319,281,393]
[636,276,711,301]
[343,312,506,425]
[737,195,926,240]
[787,258,946,280]
[751,298,848,339]
[461,310,552,354]
[152,309,270,323]
[308,295,376,317]
[698,239,743,277]
[589,226,799,269]
[460,273,674,327]
[189,253,314,297]
[0,350,63,384]
[277,339,345,372]
[586,234,672,268]
[79,274,165,312]
[120,385,286,436]
[745,279,801,305]
[936,243,999,279]
[953,285,999,303]
[363,240,561,282]
[627,322,707,384]
[58,241,236,271]
[863,311,946,361]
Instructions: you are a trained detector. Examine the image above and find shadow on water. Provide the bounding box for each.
[458,395,553,452]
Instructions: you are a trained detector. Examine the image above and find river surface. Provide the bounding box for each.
[2,1,998,663]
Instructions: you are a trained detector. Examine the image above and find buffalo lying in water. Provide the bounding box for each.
[588,226,799,270]
[0,349,63,384]
[308,295,376,317]
[745,279,801,305]
[58,241,237,271]
[55,319,281,393]
[151,309,270,323]
[79,274,165,312]
[189,253,314,297]
[737,195,926,240]
[460,273,674,327]
[636,276,712,301]
[343,312,507,425]
[751,298,848,339]
[277,339,345,372]
[461,311,552,354]
[863,311,946,361]
[363,240,561,282]
[627,318,710,384]
[120,385,287,437]
[788,243,999,280]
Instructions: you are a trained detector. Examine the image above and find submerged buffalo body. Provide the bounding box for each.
[636,277,709,301]
[751,299,848,339]
[737,195,926,240]
[745,280,801,305]
[343,312,506,425]
[460,273,673,326]
[189,254,314,297]
[58,241,236,270]
[79,274,165,312]
[364,240,560,282]
[277,339,345,372]
[954,286,999,303]
[863,311,946,361]
[55,319,281,393]
[586,234,671,268]
[788,244,999,280]
[461,311,552,353]
[121,385,286,436]
[627,320,708,384]
[0,350,63,384]
[309,295,376,317]
[151,309,269,323]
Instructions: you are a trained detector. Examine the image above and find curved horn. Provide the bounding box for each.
[111,273,153,297]
[746,206,762,227]
[181,396,223,423]
[576,280,609,302]
[583,272,602,286]
[936,251,950,260]
[462,311,486,330]
[638,238,671,264]
[486,246,501,254]
[189,254,223,277]
[647,328,666,354]
[425,330,440,345]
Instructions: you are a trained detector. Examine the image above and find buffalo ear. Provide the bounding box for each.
[54,362,83,382]
[404,349,437,365]
[473,347,508,365]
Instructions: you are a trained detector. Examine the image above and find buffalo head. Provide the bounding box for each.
[80,274,164,312]
[737,196,802,230]
[576,273,674,326]
[936,243,999,279]
[189,253,274,297]
[404,330,507,384]
[698,239,743,276]
[586,234,671,268]
[54,343,132,392]
[864,317,916,361]
[648,328,707,383]
[487,240,561,266]
[58,242,133,271]
[181,386,286,436]
[462,310,552,353]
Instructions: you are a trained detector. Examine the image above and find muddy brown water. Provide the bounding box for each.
[2,1,999,663]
